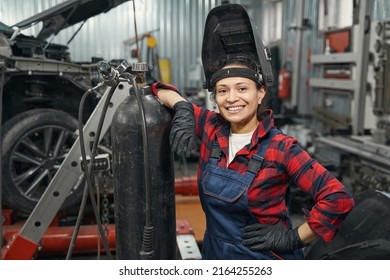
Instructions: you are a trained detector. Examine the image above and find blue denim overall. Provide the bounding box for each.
[199,129,304,260]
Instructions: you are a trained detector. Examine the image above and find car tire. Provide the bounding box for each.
[1,109,84,214]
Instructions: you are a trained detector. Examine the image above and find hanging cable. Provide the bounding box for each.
[66,82,116,260]
[66,88,93,260]
[132,0,141,63]
[127,72,154,259]
[81,84,117,259]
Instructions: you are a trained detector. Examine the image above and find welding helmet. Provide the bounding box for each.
[201,3,274,91]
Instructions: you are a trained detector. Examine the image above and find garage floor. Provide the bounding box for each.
[174,158,205,242]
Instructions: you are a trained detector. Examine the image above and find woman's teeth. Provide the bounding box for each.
[227,106,244,111]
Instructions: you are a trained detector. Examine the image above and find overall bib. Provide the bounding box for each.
[199,129,304,260]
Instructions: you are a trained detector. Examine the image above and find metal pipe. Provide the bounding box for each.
[3,224,116,257]
[316,136,390,168]
[175,176,199,196]
[291,0,305,110]
[352,0,373,135]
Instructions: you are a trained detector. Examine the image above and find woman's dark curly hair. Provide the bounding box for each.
[209,56,269,117]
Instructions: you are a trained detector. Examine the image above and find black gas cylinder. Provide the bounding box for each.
[111,85,176,259]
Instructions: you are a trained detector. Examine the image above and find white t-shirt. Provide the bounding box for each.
[228,129,255,165]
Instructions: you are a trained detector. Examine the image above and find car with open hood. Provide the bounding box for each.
[0,0,130,214]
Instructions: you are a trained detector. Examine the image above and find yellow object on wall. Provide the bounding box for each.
[146,35,158,48]
[158,58,171,83]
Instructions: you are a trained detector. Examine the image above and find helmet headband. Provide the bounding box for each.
[210,67,263,89]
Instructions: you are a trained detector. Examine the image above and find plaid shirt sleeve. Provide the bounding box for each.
[283,136,355,242]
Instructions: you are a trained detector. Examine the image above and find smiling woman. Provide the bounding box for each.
[212,59,266,134]
[153,62,354,259]
[151,3,355,260]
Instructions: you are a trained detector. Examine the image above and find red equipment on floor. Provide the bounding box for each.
[1,176,201,260]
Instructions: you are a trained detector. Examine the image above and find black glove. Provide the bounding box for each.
[242,221,305,253]
[170,101,197,157]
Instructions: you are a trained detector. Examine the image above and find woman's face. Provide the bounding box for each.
[215,75,265,134]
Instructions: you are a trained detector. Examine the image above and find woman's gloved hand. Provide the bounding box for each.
[170,101,197,157]
[242,222,305,253]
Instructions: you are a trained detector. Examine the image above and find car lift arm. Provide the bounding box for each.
[1,82,130,259]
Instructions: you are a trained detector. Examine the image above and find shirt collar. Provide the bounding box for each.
[254,109,274,140]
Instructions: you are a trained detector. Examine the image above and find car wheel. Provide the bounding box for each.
[1,109,84,214]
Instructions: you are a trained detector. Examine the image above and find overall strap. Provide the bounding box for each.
[209,142,222,164]
[246,128,281,175]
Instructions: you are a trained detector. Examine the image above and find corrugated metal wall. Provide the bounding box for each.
[0,0,279,91]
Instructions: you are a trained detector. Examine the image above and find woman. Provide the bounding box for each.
[151,56,355,260]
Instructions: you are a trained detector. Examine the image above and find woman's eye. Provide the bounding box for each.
[217,89,228,95]
[238,87,247,92]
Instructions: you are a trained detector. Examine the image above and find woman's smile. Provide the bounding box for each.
[226,105,246,113]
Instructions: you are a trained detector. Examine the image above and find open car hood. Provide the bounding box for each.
[12,0,130,40]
